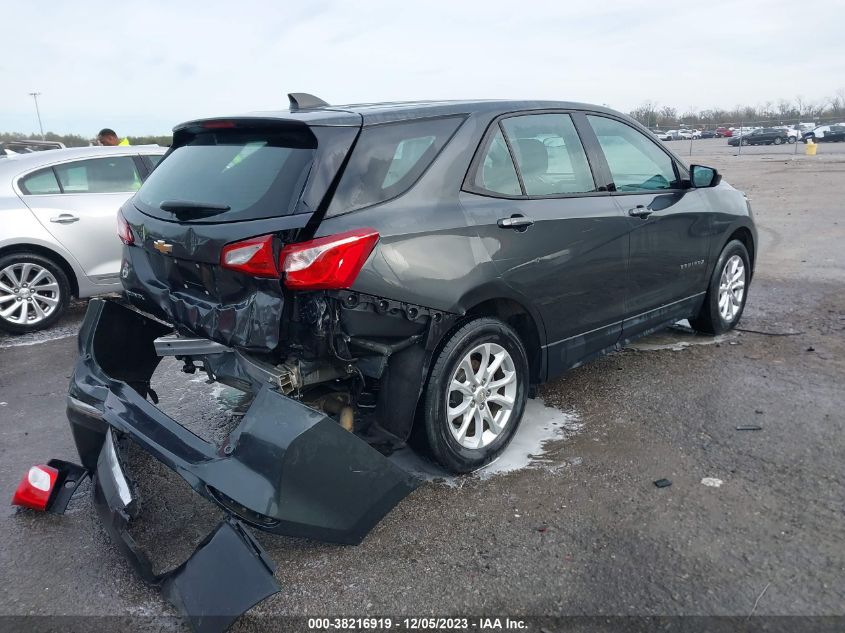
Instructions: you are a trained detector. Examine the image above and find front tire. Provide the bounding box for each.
[690,240,750,335]
[0,252,70,334]
[422,318,529,473]
[774,137,783,145]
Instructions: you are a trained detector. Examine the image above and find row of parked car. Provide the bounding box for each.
[651,122,845,145]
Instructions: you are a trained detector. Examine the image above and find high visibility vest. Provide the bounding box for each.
[118,138,130,146]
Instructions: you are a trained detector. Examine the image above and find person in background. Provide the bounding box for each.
[97,128,130,146]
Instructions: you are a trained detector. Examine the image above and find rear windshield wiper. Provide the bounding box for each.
[159,200,232,220]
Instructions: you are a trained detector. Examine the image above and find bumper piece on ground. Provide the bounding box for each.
[94,429,279,633]
[61,298,419,632]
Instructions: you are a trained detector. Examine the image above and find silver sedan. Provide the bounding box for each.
[0,145,166,332]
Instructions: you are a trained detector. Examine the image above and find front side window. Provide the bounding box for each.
[586,116,679,192]
[54,157,142,193]
[19,168,61,195]
[328,116,464,214]
[500,114,595,195]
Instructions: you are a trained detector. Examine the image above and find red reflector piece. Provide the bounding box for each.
[202,120,236,129]
[11,465,58,511]
[117,212,134,245]
[280,228,379,290]
[220,234,278,278]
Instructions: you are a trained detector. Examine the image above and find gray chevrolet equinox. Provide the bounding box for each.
[75,93,757,471]
[43,94,757,628]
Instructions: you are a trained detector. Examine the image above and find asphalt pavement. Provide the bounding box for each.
[0,148,843,631]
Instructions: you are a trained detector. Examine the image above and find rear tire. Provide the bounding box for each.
[0,251,70,334]
[422,317,529,473]
[774,137,783,145]
[690,240,750,336]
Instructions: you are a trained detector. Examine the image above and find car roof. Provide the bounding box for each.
[0,144,165,170]
[177,99,624,129]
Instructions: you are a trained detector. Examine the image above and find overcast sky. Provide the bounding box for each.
[2,0,842,136]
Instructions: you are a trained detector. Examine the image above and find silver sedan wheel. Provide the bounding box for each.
[0,262,61,326]
[718,255,745,323]
[446,342,517,450]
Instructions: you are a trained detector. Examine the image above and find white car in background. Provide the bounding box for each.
[0,145,166,333]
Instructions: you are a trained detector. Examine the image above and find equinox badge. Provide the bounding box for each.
[153,240,173,255]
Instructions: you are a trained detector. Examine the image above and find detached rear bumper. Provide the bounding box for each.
[66,298,418,631]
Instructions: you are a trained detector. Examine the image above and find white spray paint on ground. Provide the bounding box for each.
[0,327,77,349]
[701,477,724,488]
[389,398,583,485]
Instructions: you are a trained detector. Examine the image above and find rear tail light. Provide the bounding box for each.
[117,212,134,245]
[220,234,278,278]
[280,228,379,290]
[11,465,58,511]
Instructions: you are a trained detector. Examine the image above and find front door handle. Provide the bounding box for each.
[627,205,653,219]
[50,214,79,224]
[497,215,535,230]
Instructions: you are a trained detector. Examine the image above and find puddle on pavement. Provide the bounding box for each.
[626,320,735,352]
[389,398,583,485]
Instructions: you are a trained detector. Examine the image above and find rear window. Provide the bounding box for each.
[327,116,464,215]
[135,128,315,222]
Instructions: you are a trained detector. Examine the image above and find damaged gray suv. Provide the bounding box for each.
[20,94,755,630]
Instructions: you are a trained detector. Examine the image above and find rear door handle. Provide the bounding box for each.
[497,215,535,230]
[627,205,653,219]
[50,214,79,224]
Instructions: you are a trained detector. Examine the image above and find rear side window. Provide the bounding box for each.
[586,116,679,192]
[500,114,595,195]
[328,117,463,214]
[19,168,61,195]
[136,127,315,222]
[473,129,522,196]
[54,157,142,193]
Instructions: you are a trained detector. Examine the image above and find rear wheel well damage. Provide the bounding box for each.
[0,243,79,297]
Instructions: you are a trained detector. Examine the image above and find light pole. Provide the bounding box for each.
[28,92,45,140]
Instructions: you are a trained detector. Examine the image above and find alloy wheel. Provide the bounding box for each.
[446,342,517,450]
[717,255,745,323]
[0,262,61,326]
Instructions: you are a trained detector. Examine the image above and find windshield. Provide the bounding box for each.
[135,127,315,222]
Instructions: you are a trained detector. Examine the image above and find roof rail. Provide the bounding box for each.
[288,93,330,111]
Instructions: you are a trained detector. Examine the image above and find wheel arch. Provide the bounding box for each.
[723,226,756,278]
[0,243,79,297]
[463,297,544,386]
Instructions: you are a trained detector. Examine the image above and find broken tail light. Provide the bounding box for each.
[117,212,134,245]
[280,228,379,290]
[220,234,279,278]
[12,465,59,511]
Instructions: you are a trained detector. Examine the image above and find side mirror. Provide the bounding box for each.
[690,164,721,188]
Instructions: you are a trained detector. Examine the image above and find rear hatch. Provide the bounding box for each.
[119,117,360,350]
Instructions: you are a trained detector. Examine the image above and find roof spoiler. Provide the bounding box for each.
[288,92,329,111]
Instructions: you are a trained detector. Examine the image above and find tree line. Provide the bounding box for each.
[0,131,172,147]
[629,89,845,128]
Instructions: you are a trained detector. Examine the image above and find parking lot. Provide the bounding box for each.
[1,145,844,629]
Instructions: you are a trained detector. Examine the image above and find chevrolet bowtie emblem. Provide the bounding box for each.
[153,240,173,255]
